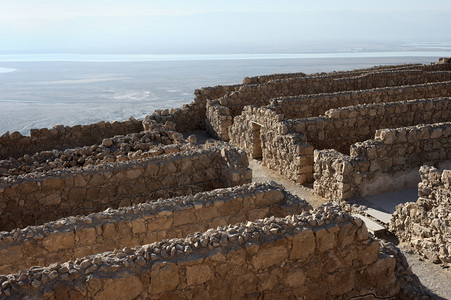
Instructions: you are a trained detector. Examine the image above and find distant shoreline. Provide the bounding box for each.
[0,51,449,62]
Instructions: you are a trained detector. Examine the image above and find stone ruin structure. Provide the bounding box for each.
[1,58,450,299]
[391,165,451,264]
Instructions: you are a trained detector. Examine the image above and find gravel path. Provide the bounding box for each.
[250,160,328,208]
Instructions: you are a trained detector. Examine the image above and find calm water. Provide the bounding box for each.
[0,53,446,135]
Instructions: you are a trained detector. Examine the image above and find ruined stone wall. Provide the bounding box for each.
[229,106,313,183]
[143,84,242,133]
[0,203,404,299]
[242,63,426,85]
[0,145,251,231]
[230,98,451,185]
[220,70,451,117]
[207,70,451,140]
[274,80,451,120]
[0,182,311,275]
[390,166,451,264]
[0,118,144,160]
[288,97,451,154]
[314,122,451,201]
[0,123,187,177]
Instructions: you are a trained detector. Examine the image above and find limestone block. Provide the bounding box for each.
[172,210,196,226]
[195,206,220,221]
[327,270,355,295]
[38,193,62,206]
[147,217,173,231]
[42,231,75,252]
[149,262,180,294]
[42,177,64,190]
[247,208,270,221]
[251,243,288,270]
[284,269,307,287]
[186,265,213,286]
[315,227,337,252]
[73,174,87,187]
[131,219,147,235]
[338,222,357,248]
[74,246,93,259]
[95,275,144,300]
[358,240,380,265]
[289,229,316,262]
[0,245,23,265]
[125,168,143,180]
[75,227,97,246]
[259,189,284,205]
[68,188,87,202]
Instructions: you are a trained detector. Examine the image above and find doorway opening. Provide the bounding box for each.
[252,122,263,160]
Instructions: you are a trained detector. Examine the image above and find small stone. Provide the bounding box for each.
[85,264,97,274]
[48,271,58,280]
[31,280,41,288]
[80,260,92,269]
[136,257,146,266]
[200,238,208,248]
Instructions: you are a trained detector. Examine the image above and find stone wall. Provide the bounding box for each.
[273,80,451,120]
[288,97,451,154]
[242,63,426,85]
[0,182,311,275]
[0,118,144,160]
[229,106,313,183]
[314,122,451,201]
[207,70,451,140]
[230,98,451,184]
[390,166,451,264]
[0,145,252,231]
[143,84,242,133]
[0,123,186,177]
[0,203,408,299]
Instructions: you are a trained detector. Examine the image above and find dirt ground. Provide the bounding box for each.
[249,159,451,299]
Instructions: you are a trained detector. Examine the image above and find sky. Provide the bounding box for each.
[1,0,450,54]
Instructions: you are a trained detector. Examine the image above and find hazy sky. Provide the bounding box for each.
[3,0,451,19]
[1,0,450,54]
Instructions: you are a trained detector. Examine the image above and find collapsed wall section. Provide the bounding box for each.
[390,166,451,264]
[0,182,311,275]
[208,69,451,140]
[0,118,144,160]
[314,122,451,201]
[0,145,252,231]
[0,203,406,299]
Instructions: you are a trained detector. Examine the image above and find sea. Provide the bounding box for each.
[0,51,449,135]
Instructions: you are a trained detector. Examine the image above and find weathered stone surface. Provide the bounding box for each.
[290,229,316,260]
[186,265,213,286]
[150,262,180,294]
[391,165,451,264]
[95,275,143,300]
